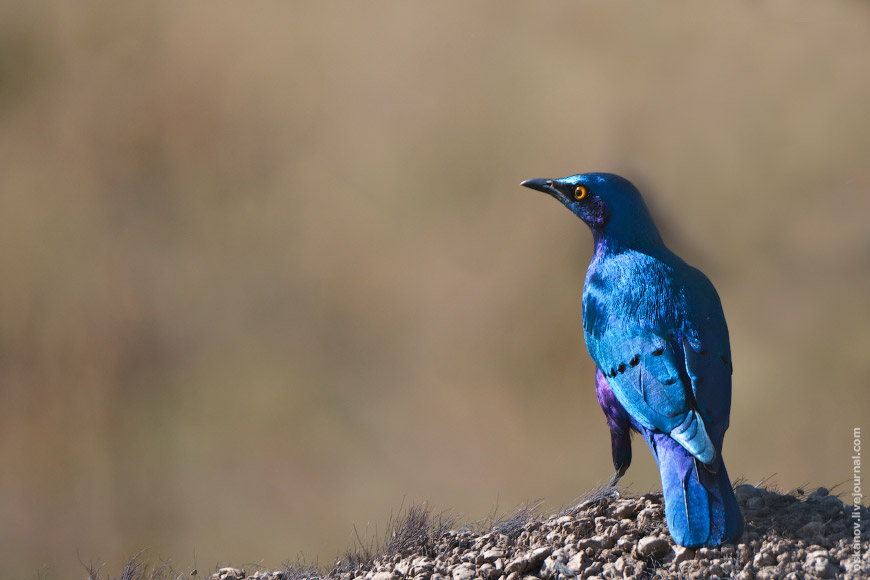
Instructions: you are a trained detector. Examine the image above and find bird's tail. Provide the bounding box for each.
[647,432,743,547]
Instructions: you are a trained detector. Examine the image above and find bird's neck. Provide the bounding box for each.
[592,218,666,258]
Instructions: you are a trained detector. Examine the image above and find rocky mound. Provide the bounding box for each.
[104,485,870,580]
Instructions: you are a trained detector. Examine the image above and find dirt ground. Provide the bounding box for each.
[95,483,869,580]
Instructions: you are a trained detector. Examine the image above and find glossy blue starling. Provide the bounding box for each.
[521,172,743,547]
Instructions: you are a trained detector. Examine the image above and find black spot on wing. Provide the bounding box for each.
[718,353,734,376]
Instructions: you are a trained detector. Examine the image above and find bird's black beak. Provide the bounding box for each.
[520,178,557,195]
[521,178,569,204]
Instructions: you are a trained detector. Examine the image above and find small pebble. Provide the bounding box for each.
[637,536,671,559]
[673,545,695,565]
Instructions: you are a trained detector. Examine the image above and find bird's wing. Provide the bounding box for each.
[678,272,733,445]
[589,327,717,464]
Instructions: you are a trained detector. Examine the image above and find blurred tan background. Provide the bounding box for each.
[1,1,869,578]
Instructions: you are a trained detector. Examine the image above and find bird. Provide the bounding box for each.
[520,172,743,547]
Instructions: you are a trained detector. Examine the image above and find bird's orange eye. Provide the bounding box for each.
[574,185,587,200]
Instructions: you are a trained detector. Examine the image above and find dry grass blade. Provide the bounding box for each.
[487,500,543,539]
[385,502,456,559]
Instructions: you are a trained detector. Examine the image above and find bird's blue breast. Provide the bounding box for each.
[583,249,682,339]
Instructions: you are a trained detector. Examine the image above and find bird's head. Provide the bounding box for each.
[521,172,662,249]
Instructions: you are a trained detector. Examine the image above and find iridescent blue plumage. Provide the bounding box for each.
[521,172,743,547]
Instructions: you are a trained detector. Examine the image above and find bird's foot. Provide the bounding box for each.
[604,473,624,500]
[606,466,628,490]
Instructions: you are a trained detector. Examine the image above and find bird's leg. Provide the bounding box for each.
[605,429,632,492]
[595,368,634,490]
[607,463,628,489]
